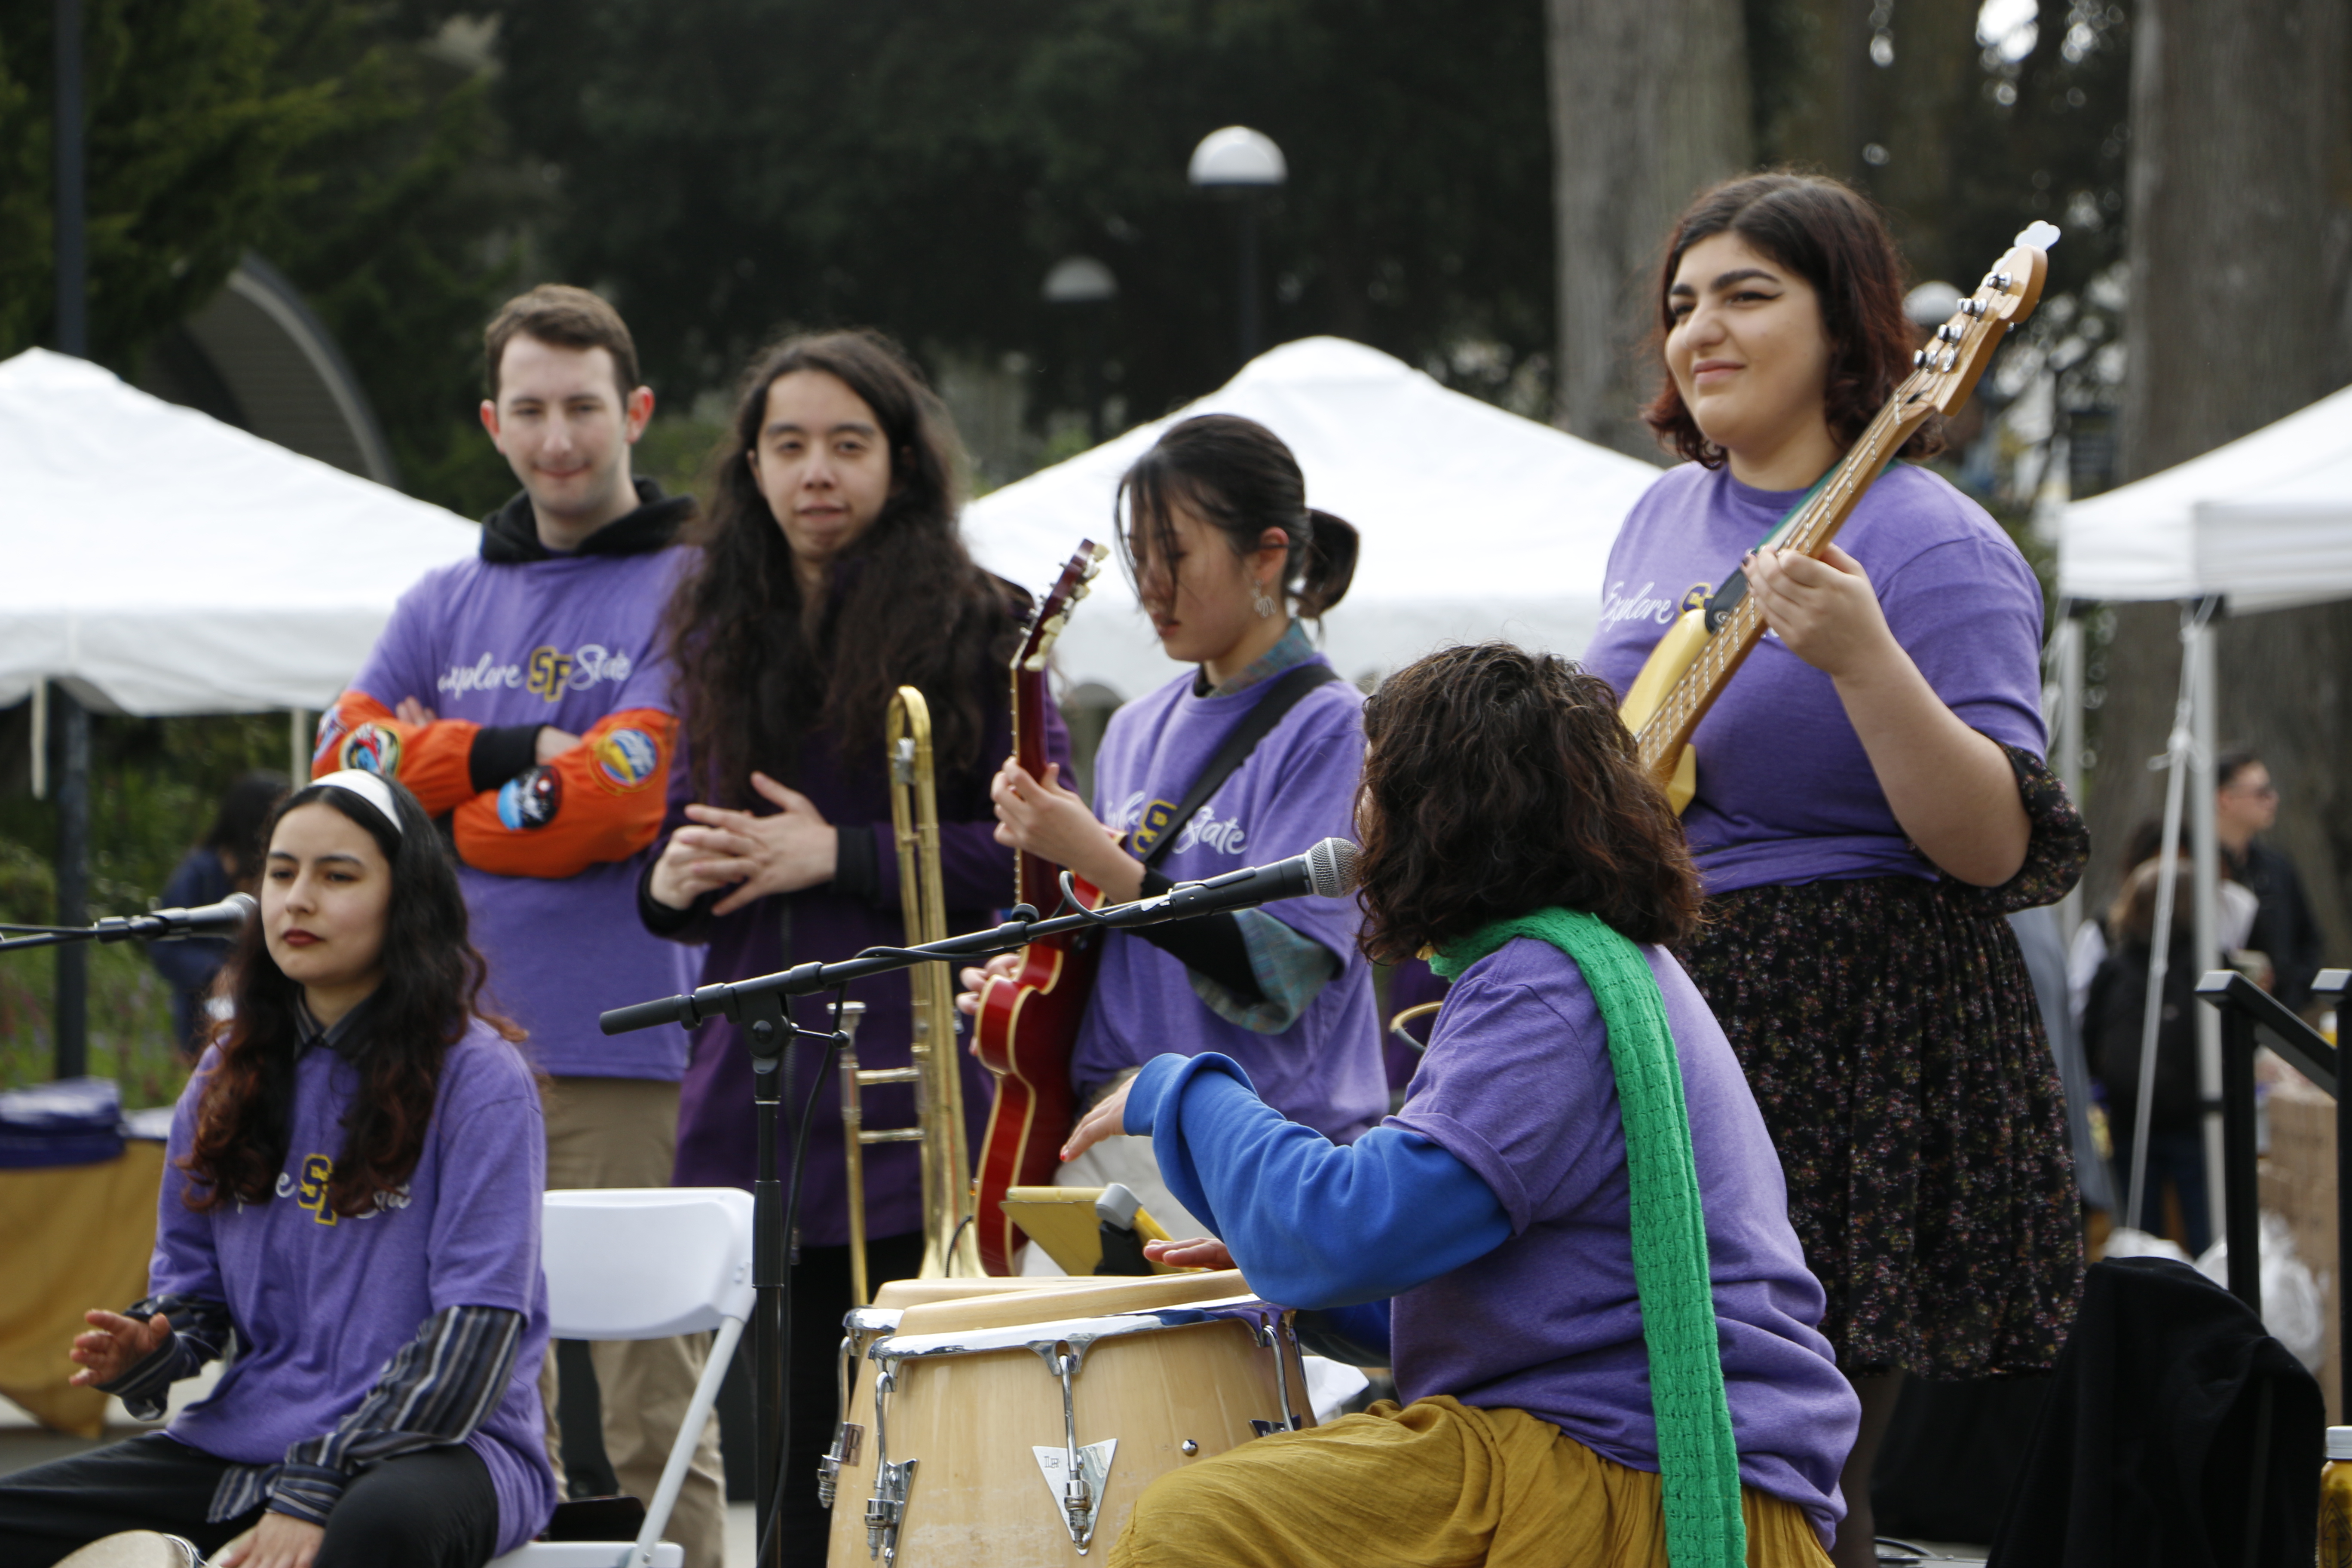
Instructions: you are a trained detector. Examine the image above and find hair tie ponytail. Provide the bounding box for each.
[1295,508,1359,619]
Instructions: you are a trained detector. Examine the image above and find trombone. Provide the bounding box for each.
[839,686,983,1304]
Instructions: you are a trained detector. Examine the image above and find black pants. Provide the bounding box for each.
[776,1231,925,1559]
[0,1433,499,1568]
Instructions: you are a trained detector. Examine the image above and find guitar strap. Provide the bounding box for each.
[1131,662,1342,870]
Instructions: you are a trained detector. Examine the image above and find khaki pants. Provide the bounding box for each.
[539,1077,726,1568]
[1107,1395,1834,1568]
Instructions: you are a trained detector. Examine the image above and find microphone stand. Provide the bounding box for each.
[0,915,243,952]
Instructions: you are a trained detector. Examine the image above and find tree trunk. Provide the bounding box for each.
[1547,0,1752,459]
[2090,0,2352,962]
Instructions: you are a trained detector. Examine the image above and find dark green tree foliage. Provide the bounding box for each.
[483,0,1553,423]
[0,0,327,366]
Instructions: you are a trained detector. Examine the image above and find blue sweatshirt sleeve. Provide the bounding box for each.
[1123,1052,1511,1310]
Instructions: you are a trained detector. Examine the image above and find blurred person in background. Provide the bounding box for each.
[150,772,288,1060]
[2215,750,2322,1015]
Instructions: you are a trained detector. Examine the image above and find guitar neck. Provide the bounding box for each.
[1634,390,1930,778]
[1011,661,1061,910]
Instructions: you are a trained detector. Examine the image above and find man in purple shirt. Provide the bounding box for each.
[315,286,724,1566]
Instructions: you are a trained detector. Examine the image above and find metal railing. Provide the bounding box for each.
[2193,966,2348,1370]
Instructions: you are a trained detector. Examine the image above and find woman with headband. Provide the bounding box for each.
[0,772,556,1568]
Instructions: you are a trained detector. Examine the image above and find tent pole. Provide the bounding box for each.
[53,685,89,1080]
[2052,604,2087,943]
[29,681,47,800]
[2188,603,2225,1257]
[289,708,310,781]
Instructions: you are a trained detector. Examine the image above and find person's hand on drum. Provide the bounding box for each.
[67,1308,169,1387]
[1061,1075,1136,1162]
[211,1512,327,1568]
[1143,1236,1234,1271]
[955,953,1022,1024]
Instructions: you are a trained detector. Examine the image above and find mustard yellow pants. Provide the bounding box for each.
[1107,1396,1834,1568]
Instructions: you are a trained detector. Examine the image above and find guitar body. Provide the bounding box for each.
[966,539,1110,1274]
[971,913,1100,1275]
[1618,607,1706,815]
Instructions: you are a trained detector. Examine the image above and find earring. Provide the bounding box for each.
[1252,584,1277,619]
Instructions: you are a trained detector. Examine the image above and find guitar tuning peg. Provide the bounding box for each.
[1936,323,1963,342]
[1937,349,1958,371]
[1913,348,1929,367]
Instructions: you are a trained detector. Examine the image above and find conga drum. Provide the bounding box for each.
[54,1534,201,1568]
[824,1271,1312,1565]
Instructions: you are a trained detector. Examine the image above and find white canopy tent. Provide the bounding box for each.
[2056,381,2352,1240]
[0,347,480,717]
[961,337,1662,700]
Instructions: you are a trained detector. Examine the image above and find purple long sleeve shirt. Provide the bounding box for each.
[660,676,1069,1247]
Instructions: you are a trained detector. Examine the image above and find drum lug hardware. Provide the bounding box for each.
[1031,1345,1115,1552]
[1180,1439,1199,1456]
[1250,1419,1282,1437]
[818,1422,863,1507]
[864,1362,916,1563]
[1250,1317,1306,1432]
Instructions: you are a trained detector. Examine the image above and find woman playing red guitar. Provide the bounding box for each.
[1583,175,2087,1566]
[968,414,1384,1248]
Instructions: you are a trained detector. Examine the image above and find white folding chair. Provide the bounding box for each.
[488,1187,755,1568]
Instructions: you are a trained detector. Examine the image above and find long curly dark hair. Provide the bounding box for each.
[1642,172,1942,469]
[181,779,518,1219]
[1116,415,1359,621]
[663,330,1020,799]
[1354,643,1700,960]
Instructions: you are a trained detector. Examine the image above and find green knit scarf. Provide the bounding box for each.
[1430,909,1746,1568]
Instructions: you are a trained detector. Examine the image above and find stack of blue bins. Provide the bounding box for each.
[0,1076,125,1168]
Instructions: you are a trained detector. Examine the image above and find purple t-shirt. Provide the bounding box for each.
[154,1021,556,1555]
[347,549,693,1078]
[1583,462,2046,893]
[1388,937,1857,1535]
[1075,661,1384,1140]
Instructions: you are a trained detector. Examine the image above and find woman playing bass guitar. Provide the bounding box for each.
[968,414,1384,1249]
[1582,174,2087,1568]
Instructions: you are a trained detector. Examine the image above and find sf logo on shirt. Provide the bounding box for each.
[276,1154,411,1223]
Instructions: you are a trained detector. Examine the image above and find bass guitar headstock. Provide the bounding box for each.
[1019,539,1109,673]
[1911,220,2057,416]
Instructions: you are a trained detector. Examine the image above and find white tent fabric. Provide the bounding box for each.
[2058,380,2352,611]
[0,347,480,715]
[961,337,1663,699]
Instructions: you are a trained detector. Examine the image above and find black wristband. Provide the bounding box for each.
[469,725,544,793]
[1133,910,1264,1003]
[637,859,714,941]
[833,825,881,905]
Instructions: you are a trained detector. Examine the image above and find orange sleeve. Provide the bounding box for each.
[312,691,480,818]
[450,708,677,879]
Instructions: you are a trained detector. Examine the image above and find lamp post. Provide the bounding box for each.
[1187,126,1286,367]
[1043,256,1117,446]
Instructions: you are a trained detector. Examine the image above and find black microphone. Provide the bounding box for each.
[96,892,257,943]
[1086,837,1356,930]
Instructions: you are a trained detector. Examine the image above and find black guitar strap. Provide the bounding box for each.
[1132,662,1342,870]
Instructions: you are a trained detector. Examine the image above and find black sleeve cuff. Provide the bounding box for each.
[1134,911,1264,1003]
[637,859,716,943]
[833,825,881,906]
[469,725,544,793]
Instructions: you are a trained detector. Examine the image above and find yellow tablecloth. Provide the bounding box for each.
[0,1141,166,1436]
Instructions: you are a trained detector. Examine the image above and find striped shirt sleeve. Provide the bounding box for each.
[266,1303,524,1525]
[98,1293,236,1421]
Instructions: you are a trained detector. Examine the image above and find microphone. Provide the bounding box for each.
[97,892,257,943]
[1086,837,1356,930]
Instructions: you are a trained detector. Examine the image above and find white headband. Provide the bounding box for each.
[314,769,405,837]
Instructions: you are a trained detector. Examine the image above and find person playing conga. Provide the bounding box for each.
[1060,644,1860,1568]
[0,772,555,1568]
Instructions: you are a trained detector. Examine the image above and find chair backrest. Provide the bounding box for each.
[540,1187,755,1341]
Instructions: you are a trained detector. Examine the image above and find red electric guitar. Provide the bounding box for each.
[971,539,1110,1274]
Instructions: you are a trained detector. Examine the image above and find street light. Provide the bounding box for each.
[1188,126,1286,367]
[1043,256,1118,444]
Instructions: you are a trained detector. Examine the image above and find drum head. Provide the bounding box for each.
[54,1533,201,1568]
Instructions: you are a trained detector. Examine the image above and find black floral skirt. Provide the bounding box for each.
[1676,748,2090,1379]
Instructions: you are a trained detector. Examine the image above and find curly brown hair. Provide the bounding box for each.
[662,329,1021,797]
[182,780,519,1219]
[1642,172,1942,469]
[1355,644,1700,960]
